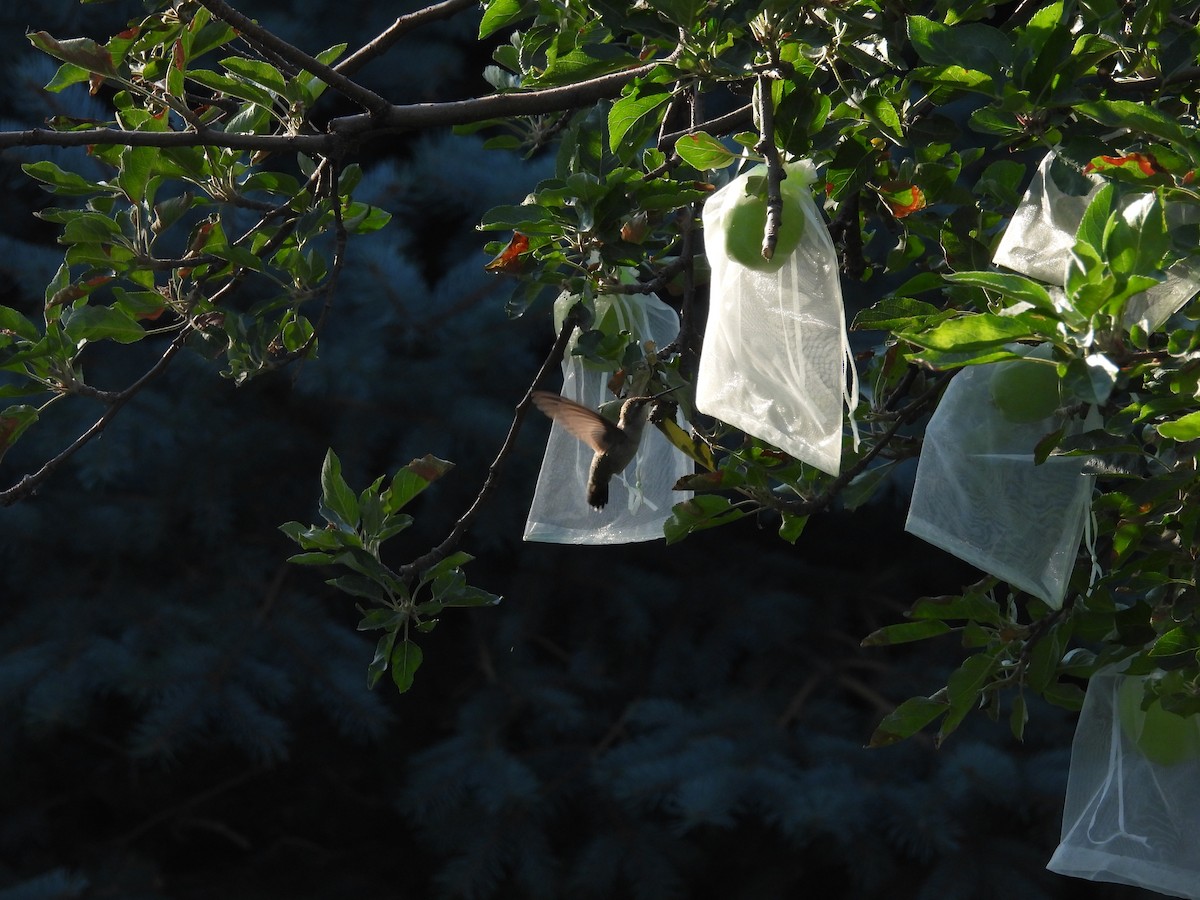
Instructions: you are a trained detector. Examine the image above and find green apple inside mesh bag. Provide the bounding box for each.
[1049,666,1200,899]
[696,159,857,476]
[905,344,1094,608]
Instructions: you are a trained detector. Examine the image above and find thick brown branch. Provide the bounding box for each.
[194,0,391,116]
[332,60,663,137]
[335,0,479,76]
[0,60,665,154]
[0,126,339,154]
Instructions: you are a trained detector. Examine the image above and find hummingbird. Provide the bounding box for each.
[530,387,676,509]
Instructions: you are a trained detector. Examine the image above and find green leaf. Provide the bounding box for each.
[0,405,40,461]
[943,271,1056,312]
[330,576,387,604]
[899,312,1037,352]
[118,145,158,204]
[1010,692,1028,742]
[187,68,278,110]
[478,203,560,234]
[1027,623,1066,692]
[861,94,904,142]
[907,16,1012,80]
[367,631,397,690]
[1157,410,1200,441]
[320,450,360,528]
[663,495,747,544]
[609,86,672,153]
[44,62,91,93]
[22,160,109,197]
[220,56,287,96]
[841,461,898,511]
[62,306,144,345]
[390,639,423,693]
[287,551,337,566]
[778,513,807,544]
[940,652,998,742]
[862,620,953,646]
[27,31,114,74]
[852,296,948,331]
[386,455,454,513]
[674,131,738,171]
[479,0,531,38]
[1075,100,1200,158]
[1149,627,1200,657]
[869,696,947,747]
[909,590,1003,624]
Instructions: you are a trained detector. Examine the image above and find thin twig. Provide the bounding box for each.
[335,0,478,76]
[599,257,686,295]
[400,312,583,577]
[0,324,195,507]
[657,103,754,150]
[773,370,954,517]
[269,159,346,367]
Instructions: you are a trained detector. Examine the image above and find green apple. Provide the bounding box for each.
[724,171,806,272]
[1117,675,1200,766]
[988,357,1062,423]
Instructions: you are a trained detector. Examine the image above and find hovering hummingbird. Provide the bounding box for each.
[530,387,676,509]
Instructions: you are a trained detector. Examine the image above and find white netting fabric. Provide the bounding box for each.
[1048,666,1200,899]
[696,159,857,476]
[993,152,1200,332]
[523,293,691,545]
[905,346,1094,608]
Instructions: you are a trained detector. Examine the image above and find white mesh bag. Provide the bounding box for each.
[905,346,1094,608]
[696,159,857,476]
[1048,666,1200,898]
[523,292,691,544]
[993,152,1200,332]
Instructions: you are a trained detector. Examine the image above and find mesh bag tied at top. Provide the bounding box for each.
[696,159,858,476]
[523,292,691,545]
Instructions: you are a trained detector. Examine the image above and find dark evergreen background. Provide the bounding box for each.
[0,2,1157,897]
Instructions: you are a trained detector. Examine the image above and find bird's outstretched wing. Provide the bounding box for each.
[531,391,623,453]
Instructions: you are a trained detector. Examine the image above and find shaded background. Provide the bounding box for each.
[0,2,1159,898]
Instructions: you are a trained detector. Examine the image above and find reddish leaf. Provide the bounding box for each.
[0,417,19,448]
[484,232,530,273]
[1084,152,1163,178]
[879,180,926,218]
[620,212,648,244]
[407,454,454,483]
[47,275,113,309]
